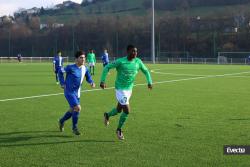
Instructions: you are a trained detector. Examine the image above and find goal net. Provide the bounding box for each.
[217,52,250,64]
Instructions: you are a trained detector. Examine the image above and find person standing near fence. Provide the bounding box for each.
[17,53,22,63]
[87,49,96,75]
[53,51,63,84]
[101,48,109,67]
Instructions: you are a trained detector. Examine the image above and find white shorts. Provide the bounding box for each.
[115,90,132,105]
[89,63,95,67]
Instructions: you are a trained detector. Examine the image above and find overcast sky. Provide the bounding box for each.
[0,0,82,16]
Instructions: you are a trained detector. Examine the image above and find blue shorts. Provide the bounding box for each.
[65,93,80,108]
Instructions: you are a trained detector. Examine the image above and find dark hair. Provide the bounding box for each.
[127,45,135,51]
[57,50,61,54]
[75,50,85,58]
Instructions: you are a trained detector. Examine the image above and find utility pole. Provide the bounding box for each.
[72,27,75,56]
[213,31,217,57]
[8,30,11,57]
[151,0,155,64]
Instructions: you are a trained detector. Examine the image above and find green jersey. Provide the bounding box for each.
[87,53,96,63]
[100,56,152,90]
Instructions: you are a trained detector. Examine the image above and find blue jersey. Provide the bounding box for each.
[101,53,109,64]
[59,64,93,98]
[53,56,63,69]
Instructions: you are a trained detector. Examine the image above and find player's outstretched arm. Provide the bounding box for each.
[58,66,67,86]
[139,60,153,89]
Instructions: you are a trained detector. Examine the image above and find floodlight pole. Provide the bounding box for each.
[8,30,11,57]
[151,0,155,64]
[72,27,75,56]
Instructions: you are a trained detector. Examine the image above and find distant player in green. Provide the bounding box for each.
[100,45,153,140]
[87,49,96,75]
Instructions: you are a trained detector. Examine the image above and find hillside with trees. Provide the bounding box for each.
[1,0,250,59]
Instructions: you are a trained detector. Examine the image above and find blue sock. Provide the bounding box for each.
[56,73,58,82]
[72,111,80,130]
[60,111,72,124]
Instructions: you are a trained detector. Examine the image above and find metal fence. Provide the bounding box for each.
[152,57,249,65]
[0,57,69,63]
[0,56,249,65]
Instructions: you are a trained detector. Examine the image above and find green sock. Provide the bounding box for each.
[118,112,128,129]
[108,108,118,117]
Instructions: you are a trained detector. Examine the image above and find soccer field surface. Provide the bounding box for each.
[0,63,250,167]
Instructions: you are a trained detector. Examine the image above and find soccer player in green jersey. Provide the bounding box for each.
[100,45,153,140]
[87,49,96,75]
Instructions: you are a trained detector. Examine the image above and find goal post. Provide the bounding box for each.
[217,52,250,64]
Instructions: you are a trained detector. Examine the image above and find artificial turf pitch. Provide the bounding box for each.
[0,63,250,167]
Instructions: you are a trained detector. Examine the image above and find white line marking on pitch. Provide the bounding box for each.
[0,70,250,102]
[151,71,207,77]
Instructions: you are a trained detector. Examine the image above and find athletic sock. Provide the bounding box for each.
[56,74,59,82]
[72,111,80,130]
[117,112,128,129]
[60,111,72,124]
[107,108,119,117]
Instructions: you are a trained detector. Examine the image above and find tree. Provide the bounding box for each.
[28,16,40,30]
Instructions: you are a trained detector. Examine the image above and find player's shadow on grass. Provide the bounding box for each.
[0,140,115,148]
[0,130,58,136]
[228,118,250,121]
[0,130,115,148]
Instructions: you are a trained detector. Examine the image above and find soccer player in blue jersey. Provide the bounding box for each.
[58,50,95,135]
[17,53,22,63]
[53,51,63,84]
[101,48,109,67]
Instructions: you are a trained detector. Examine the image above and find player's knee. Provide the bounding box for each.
[116,105,122,113]
[122,105,130,114]
[124,110,129,114]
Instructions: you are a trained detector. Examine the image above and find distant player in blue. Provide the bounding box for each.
[53,51,63,84]
[17,53,22,63]
[101,48,109,67]
[58,50,95,135]
[248,55,250,64]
